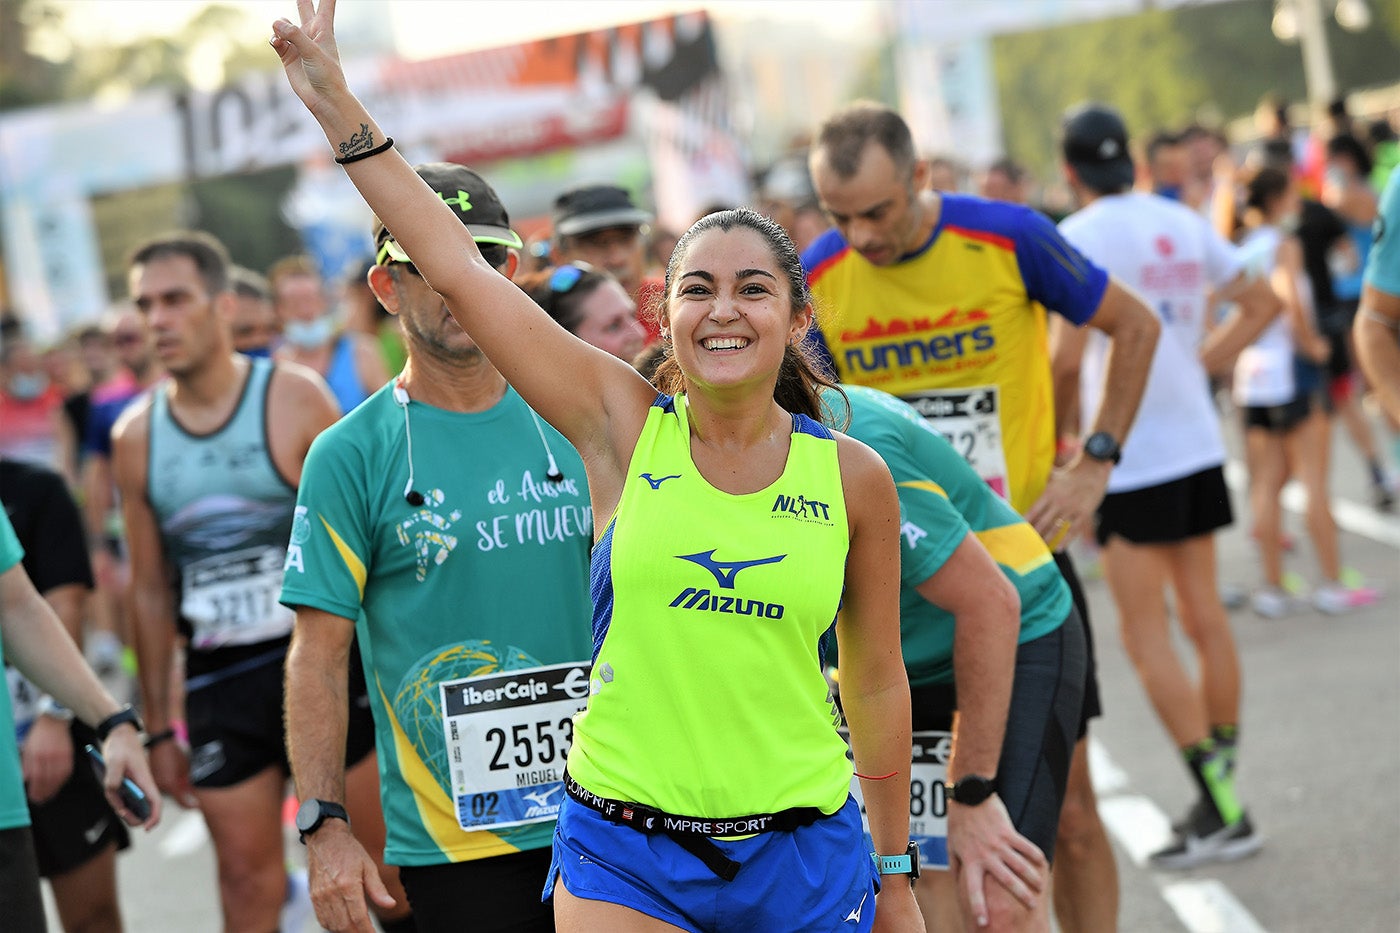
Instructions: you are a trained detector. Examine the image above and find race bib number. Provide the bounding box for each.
[440,661,591,832]
[900,386,1009,500]
[181,546,294,649]
[847,729,952,871]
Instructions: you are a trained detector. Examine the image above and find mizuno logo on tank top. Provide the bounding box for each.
[676,550,785,588]
[639,472,682,489]
[670,549,788,618]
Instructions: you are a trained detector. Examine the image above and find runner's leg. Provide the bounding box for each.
[1165,534,1241,731]
[1102,540,1206,747]
[47,842,122,933]
[1052,742,1118,933]
[196,764,286,933]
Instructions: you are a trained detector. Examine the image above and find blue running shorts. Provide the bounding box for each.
[543,793,879,932]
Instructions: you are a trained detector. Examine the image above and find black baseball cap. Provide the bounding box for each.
[374,162,522,266]
[552,184,652,238]
[1061,103,1135,194]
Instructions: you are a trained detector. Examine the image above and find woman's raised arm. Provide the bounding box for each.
[270,0,656,462]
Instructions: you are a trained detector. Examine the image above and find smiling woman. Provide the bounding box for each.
[268,2,920,930]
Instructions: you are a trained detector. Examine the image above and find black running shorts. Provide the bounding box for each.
[398,848,555,933]
[1095,465,1233,548]
[185,638,375,788]
[28,720,130,877]
[1053,550,1101,738]
[910,613,1086,863]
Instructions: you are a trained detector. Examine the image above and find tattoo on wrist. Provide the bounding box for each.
[337,124,374,159]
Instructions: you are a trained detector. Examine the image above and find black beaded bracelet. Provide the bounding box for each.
[94,705,144,743]
[143,729,176,750]
[334,136,394,165]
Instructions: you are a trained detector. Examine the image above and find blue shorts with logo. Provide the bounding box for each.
[543,794,879,932]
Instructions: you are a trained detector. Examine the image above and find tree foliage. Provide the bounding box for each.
[992,0,1400,180]
[993,9,1207,182]
[0,0,279,112]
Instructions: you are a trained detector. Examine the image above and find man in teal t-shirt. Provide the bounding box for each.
[280,162,593,933]
[823,385,1083,932]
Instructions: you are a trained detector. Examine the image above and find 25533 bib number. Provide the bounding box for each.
[440,662,590,831]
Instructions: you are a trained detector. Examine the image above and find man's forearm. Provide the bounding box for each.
[286,631,352,803]
[948,604,1018,780]
[1,571,126,727]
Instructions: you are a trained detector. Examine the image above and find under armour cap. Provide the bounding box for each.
[374,162,522,266]
[552,184,652,238]
[1062,103,1135,194]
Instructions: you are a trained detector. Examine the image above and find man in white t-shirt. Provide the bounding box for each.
[1051,104,1280,870]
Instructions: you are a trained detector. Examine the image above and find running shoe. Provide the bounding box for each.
[1170,797,1214,835]
[1219,583,1248,611]
[1312,582,1381,615]
[1150,809,1263,870]
[1251,587,1295,619]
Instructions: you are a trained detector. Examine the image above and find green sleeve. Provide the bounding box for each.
[279,429,372,621]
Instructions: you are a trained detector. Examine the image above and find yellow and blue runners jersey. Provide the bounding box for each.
[804,195,1109,513]
[567,394,853,819]
[822,386,1069,687]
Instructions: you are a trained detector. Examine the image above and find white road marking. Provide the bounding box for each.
[1223,460,1400,549]
[1161,879,1270,933]
[158,810,209,858]
[1090,737,1269,933]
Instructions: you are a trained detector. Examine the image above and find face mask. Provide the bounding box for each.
[1156,184,1182,202]
[7,373,48,400]
[1278,213,1301,234]
[282,316,334,350]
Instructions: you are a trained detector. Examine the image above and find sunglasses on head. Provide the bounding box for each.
[548,262,596,295]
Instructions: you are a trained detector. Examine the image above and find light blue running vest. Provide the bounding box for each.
[147,357,297,650]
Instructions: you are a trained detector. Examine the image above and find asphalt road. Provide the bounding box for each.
[44,411,1400,932]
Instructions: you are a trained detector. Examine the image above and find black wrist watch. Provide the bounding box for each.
[874,842,921,882]
[950,774,999,806]
[94,705,144,743]
[296,798,350,844]
[1082,431,1122,465]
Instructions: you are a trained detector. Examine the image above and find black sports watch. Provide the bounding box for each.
[950,774,999,806]
[1082,431,1122,466]
[295,798,350,844]
[94,705,144,743]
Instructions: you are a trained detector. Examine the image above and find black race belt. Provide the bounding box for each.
[563,769,828,881]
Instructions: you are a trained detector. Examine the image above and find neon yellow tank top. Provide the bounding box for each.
[567,394,852,818]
